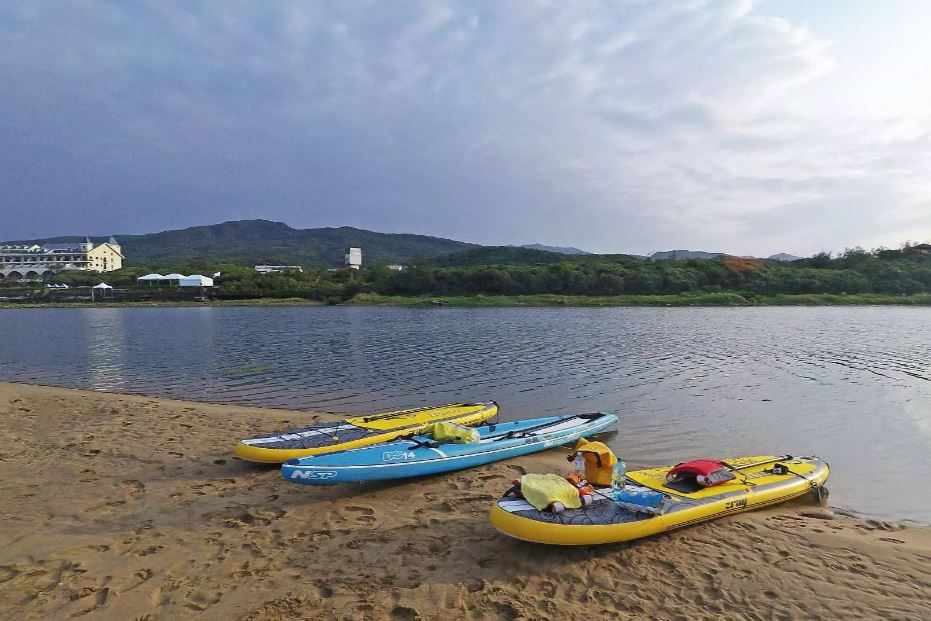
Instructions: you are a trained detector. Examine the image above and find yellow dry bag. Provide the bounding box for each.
[429,421,480,444]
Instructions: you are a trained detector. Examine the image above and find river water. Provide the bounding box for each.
[2,306,929,522]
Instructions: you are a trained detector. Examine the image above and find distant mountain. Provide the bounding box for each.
[8,220,477,267]
[650,249,803,262]
[766,253,802,262]
[650,250,724,261]
[521,243,591,255]
[432,246,568,266]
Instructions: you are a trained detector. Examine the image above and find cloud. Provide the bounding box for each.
[0,1,928,254]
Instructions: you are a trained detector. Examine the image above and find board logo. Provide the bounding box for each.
[724,498,748,511]
[289,470,337,480]
[383,450,417,461]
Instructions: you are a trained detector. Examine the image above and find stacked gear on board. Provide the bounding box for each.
[234,402,499,463]
[491,446,830,546]
[231,397,830,548]
[505,438,617,513]
[281,412,619,485]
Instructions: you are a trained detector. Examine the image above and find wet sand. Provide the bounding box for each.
[1,382,929,620]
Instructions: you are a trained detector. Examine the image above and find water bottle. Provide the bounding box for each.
[573,453,586,478]
[612,459,626,493]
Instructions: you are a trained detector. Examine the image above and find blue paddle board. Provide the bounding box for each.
[281,412,618,485]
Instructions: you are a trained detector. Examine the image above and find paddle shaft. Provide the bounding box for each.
[359,402,481,423]
[722,455,792,473]
[484,413,608,441]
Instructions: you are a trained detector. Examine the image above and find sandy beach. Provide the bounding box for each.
[1,382,929,620]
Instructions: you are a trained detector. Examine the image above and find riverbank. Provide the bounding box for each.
[0,297,326,310]
[351,292,931,307]
[1,383,929,620]
[5,291,931,309]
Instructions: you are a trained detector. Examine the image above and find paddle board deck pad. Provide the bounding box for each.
[281,412,618,484]
[490,455,829,545]
[234,402,498,463]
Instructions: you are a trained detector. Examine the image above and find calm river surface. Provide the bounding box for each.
[2,306,930,522]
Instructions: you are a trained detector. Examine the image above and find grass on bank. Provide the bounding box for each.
[0,297,326,309]
[349,292,931,307]
[6,292,931,309]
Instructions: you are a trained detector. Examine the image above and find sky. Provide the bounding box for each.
[2,1,930,256]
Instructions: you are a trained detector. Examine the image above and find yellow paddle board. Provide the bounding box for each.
[234,401,498,463]
[490,455,829,545]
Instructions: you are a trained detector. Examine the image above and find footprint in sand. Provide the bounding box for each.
[447,477,473,491]
[122,480,146,497]
[539,580,557,598]
[87,500,126,515]
[136,545,165,557]
[390,605,421,621]
[72,586,113,615]
[478,473,507,481]
[183,589,223,611]
[95,587,112,607]
[0,565,20,584]
[427,540,449,556]
[131,568,154,587]
[149,580,181,607]
[493,602,520,620]
[433,501,456,514]
[344,505,377,523]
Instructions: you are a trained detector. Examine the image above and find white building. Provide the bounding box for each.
[0,237,124,280]
[179,275,214,287]
[345,247,362,270]
[255,265,303,274]
[137,273,213,287]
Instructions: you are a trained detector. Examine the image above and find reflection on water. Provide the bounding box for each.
[85,308,127,391]
[1,306,930,522]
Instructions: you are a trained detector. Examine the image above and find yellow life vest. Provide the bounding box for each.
[569,438,617,486]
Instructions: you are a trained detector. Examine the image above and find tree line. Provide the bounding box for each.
[10,244,931,302]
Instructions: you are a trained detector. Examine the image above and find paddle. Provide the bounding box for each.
[720,455,793,472]
[358,401,491,423]
[486,412,608,441]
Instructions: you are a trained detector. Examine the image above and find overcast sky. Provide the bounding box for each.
[2,1,929,255]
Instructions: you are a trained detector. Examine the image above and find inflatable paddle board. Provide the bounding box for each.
[490,455,829,545]
[234,402,498,463]
[281,412,618,484]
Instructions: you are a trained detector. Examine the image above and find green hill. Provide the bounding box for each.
[10,220,477,267]
[430,246,569,266]
[431,246,645,267]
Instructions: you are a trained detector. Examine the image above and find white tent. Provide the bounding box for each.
[137,273,165,281]
[163,273,185,280]
[93,283,112,289]
[179,274,214,287]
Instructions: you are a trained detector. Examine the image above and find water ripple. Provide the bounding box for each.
[1,306,930,521]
